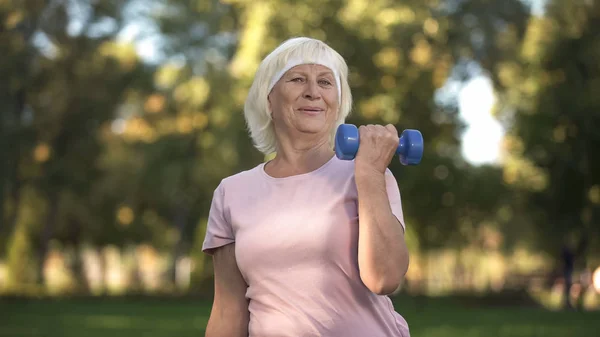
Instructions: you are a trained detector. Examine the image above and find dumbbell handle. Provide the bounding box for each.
[335,124,423,165]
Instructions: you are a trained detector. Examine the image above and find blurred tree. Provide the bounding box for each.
[0,0,154,288]
[0,0,45,258]
[222,0,528,253]
[0,0,540,295]
[492,0,600,277]
[440,0,535,254]
[168,0,535,294]
[103,0,264,287]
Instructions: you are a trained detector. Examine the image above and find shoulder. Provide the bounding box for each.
[217,163,264,191]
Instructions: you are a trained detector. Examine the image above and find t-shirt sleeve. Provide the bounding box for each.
[202,182,235,255]
[385,168,406,232]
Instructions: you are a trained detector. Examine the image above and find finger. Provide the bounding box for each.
[358,125,368,139]
[378,126,390,139]
[385,124,398,136]
[362,125,377,133]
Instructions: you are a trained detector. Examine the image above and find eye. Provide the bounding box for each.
[319,79,333,86]
[290,77,304,82]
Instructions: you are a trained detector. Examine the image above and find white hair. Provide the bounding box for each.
[243,37,353,155]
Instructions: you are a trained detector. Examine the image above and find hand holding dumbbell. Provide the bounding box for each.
[334,124,423,165]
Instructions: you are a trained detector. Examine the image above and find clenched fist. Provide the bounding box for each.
[354,124,399,175]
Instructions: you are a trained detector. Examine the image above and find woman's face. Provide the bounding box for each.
[268,64,339,144]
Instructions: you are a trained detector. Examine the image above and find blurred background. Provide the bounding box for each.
[1,0,600,336]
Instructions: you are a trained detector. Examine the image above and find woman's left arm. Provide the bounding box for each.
[354,124,410,295]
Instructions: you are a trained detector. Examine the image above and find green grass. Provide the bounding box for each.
[0,295,598,337]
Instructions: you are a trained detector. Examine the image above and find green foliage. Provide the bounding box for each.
[219,0,524,251]
[4,0,598,294]
[491,0,600,260]
[5,223,36,290]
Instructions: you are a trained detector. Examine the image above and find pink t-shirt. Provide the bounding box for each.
[202,155,410,337]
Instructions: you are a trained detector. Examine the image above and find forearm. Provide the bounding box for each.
[205,304,249,337]
[355,169,409,295]
[207,244,250,337]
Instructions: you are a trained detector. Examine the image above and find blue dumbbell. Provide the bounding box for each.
[334,124,423,165]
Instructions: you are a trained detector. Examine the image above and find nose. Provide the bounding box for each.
[303,79,321,100]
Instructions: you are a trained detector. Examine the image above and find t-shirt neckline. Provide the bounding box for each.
[259,154,337,182]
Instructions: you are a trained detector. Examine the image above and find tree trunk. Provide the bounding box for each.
[0,161,5,243]
[67,220,90,294]
[1,0,40,251]
[0,116,5,235]
[71,243,90,294]
[37,190,59,286]
[170,202,190,289]
[3,166,23,252]
[0,87,24,243]
[97,246,106,295]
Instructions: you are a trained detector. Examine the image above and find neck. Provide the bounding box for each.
[265,132,334,177]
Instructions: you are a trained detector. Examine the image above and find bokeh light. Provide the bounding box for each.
[593,266,600,294]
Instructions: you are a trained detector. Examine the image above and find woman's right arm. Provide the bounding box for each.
[205,243,250,337]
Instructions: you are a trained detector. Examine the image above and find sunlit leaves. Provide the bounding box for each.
[6,223,36,287]
[173,76,210,108]
[423,18,439,37]
[373,47,403,72]
[502,134,524,156]
[496,61,522,88]
[3,8,24,29]
[192,112,209,130]
[410,38,433,67]
[502,156,548,192]
[339,2,418,39]
[359,94,399,123]
[120,117,157,143]
[116,206,135,227]
[337,0,369,25]
[588,185,600,205]
[432,53,453,88]
[520,17,557,64]
[119,110,211,142]
[98,41,139,71]
[339,3,420,41]
[33,143,51,163]
[154,63,183,89]
[228,1,273,80]
[144,93,166,114]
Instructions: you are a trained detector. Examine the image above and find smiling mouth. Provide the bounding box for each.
[298,108,324,115]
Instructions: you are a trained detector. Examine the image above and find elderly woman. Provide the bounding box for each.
[203,37,411,337]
